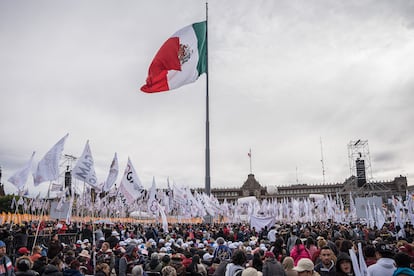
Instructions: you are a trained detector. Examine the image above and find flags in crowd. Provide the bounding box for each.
[141,21,207,93]
[118,158,144,205]
[72,140,99,190]
[102,153,119,192]
[8,151,35,191]
[33,134,69,186]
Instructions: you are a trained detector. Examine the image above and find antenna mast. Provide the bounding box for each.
[320,137,326,184]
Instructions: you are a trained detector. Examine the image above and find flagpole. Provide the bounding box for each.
[205,1,211,197]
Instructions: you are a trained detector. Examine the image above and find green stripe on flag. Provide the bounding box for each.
[193,21,207,76]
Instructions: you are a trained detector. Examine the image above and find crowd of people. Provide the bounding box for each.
[1,220,414,276]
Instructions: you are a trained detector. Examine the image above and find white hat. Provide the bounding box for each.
[99,237,105,241]
[293,258,314,272]
[83,239,89,244]
[119,241,128,246]
[111,231,119,236]
[79,250,91,259]
[198,243,205,249]
[203,253,213,262]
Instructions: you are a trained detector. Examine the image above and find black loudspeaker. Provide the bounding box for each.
[65,171,72,196]
[356,159,366,187]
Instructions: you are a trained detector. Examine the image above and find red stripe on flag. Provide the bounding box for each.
[141,37,181,93]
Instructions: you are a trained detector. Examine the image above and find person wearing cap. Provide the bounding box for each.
[0,240,15,276]
[336,253,354,276]
[367,243,396,276]
[262,251,285,276]
[293,258,319,276]
[17,247,31,257]
[313,246,335,276]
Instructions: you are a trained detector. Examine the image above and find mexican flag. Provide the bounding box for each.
[141,21,207,93]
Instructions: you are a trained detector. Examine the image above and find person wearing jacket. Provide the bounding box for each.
[119,244,139,276]
[290,239,311,266]
[0,240,14,276]
[313,247,335,276]
[367,243,396,276]
[62,260,82,276]
[393,252,414,276]
[336,253,354,276]
[15,256,38,276]
[261,251,286,276]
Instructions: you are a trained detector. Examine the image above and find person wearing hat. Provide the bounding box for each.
[241,267,262,276]
[336,253,354,276]
[0,240,14,276]
[293,258,319,276]
[262,251,285,276]
[77,249,93,275]
[367,243,396,276]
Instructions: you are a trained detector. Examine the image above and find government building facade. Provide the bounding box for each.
[206,173,409,203]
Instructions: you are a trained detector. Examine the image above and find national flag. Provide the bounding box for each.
[141,21,207,93]
[72,140,99,190]
[33,134,69,186]
[8,151,35,191]
[102,153,119,192]
[118,158,145,204]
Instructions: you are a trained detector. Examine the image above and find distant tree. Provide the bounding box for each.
[0,195,19,213]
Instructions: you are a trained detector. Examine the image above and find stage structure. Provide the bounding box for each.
[347,139,390,197]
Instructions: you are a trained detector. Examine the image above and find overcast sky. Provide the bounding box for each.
[1,0,413,196]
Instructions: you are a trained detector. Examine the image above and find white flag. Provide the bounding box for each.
[72,140,99,190]
[8,151,35,191]
[103,153,119,192]
[118,158,144,204]
[147,177,159,216]
[33,134,68,186]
